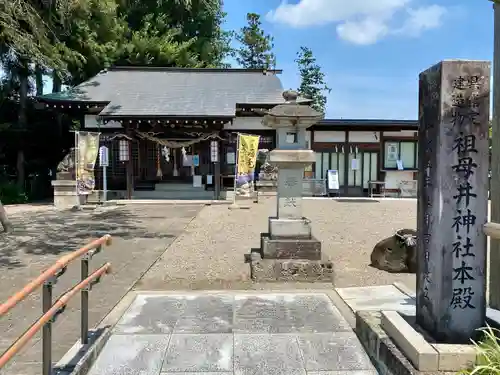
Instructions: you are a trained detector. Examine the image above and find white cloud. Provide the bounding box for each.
[396,5,447,36]
[266,0,447,45]
[336,17,389,45]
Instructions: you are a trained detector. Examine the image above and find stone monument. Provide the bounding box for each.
[249,90,334,281]
[417,60,490,343]
[52,148,84,209]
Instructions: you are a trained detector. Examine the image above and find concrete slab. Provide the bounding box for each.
[77,291,376,375]
[336,285,416,315]
[162,334,233,372]
[113,295,184,334]
[233,294,351,333]
[336,285,406,300]
[296,332,373,372]
[233,334,305,375]
[86,334,170,375]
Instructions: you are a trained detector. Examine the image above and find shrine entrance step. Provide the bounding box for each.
[82,292,377,375]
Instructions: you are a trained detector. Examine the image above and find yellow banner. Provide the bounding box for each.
[236,134,260,185]
[76,131,100,195]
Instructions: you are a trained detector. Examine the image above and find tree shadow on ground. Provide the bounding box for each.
[0,205,194,269]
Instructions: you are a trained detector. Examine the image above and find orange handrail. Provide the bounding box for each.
[0,263,112,369]
[0,234,112,317]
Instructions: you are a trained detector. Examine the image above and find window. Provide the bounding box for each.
[383,140,418,169]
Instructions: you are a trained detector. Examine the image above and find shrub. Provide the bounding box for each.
[459,326,500,374]
[0,181,28,204]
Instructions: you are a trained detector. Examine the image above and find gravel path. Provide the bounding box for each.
[138,197,417,291]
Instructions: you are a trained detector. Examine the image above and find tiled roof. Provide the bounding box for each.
[38,67,286,117]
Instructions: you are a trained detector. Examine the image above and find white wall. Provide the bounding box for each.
[348,131,379,143]
[384,170,415,190]
[314,131,345,142]
[383,130,417,137]
[84,115,122,129]
[224,117,267,130]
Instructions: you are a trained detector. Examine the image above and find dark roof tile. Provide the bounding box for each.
[38,67,285,117]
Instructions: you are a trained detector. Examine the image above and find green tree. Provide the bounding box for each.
[295,46,331,113]
[116,0,232,68]
[235,13,276,69]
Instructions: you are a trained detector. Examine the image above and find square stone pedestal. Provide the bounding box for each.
[52,180,85,209]
[250,217,333,282]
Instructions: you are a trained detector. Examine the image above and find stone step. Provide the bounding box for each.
[155,183,206,192]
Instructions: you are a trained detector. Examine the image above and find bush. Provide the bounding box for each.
[0,181,28,204]
[459,326,500,374]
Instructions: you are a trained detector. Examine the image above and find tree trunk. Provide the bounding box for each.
[0,200,12,232]
[52,70,62,93]
[35,65,44,96]
[16,61,29,189]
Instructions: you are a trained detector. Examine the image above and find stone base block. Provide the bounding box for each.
[261,233,321,260]
[52,180,86,209]
[268,217,311,238]
[356,310,477,375]
[250,258,334,282]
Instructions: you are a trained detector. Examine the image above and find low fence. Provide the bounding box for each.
[0,235,113,374]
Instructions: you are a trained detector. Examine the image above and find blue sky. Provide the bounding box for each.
[223,0,493,120]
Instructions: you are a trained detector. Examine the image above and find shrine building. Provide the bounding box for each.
[36,66,419,200]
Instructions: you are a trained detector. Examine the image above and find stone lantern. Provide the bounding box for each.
[249,90,334,281]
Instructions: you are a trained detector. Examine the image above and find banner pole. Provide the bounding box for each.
[74,131,80,208]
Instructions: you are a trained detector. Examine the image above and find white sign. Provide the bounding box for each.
[397,160,404,170]
[351,158,359,170]
[99,146,109,167]
[210,141,219,162]
[193,175,202,187]
[226,152,236,164]
[327,170,339,190]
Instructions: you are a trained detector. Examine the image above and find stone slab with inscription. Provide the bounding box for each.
[416,60,490,343]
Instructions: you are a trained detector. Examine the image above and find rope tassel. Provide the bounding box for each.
[156,145,162,178]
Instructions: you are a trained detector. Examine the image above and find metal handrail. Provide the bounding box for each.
[0,264,111,369]
[484,222,500,239]
[0,235,113,375]
[0,234,112,316]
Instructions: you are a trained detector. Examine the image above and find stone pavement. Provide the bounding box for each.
[0,204,202,375]
[87,291,378,375]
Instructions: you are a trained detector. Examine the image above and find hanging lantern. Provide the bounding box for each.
[118,139,129,161]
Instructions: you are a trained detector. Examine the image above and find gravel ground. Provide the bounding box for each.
[137,197,417,291]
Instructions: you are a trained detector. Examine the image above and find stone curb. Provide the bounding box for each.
[103,199,231,206]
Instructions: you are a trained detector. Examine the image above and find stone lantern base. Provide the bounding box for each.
[249,217,334,282]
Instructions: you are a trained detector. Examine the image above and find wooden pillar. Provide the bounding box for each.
[214,137,221,200]
[126,129,133,199]
[416,60,490,343]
